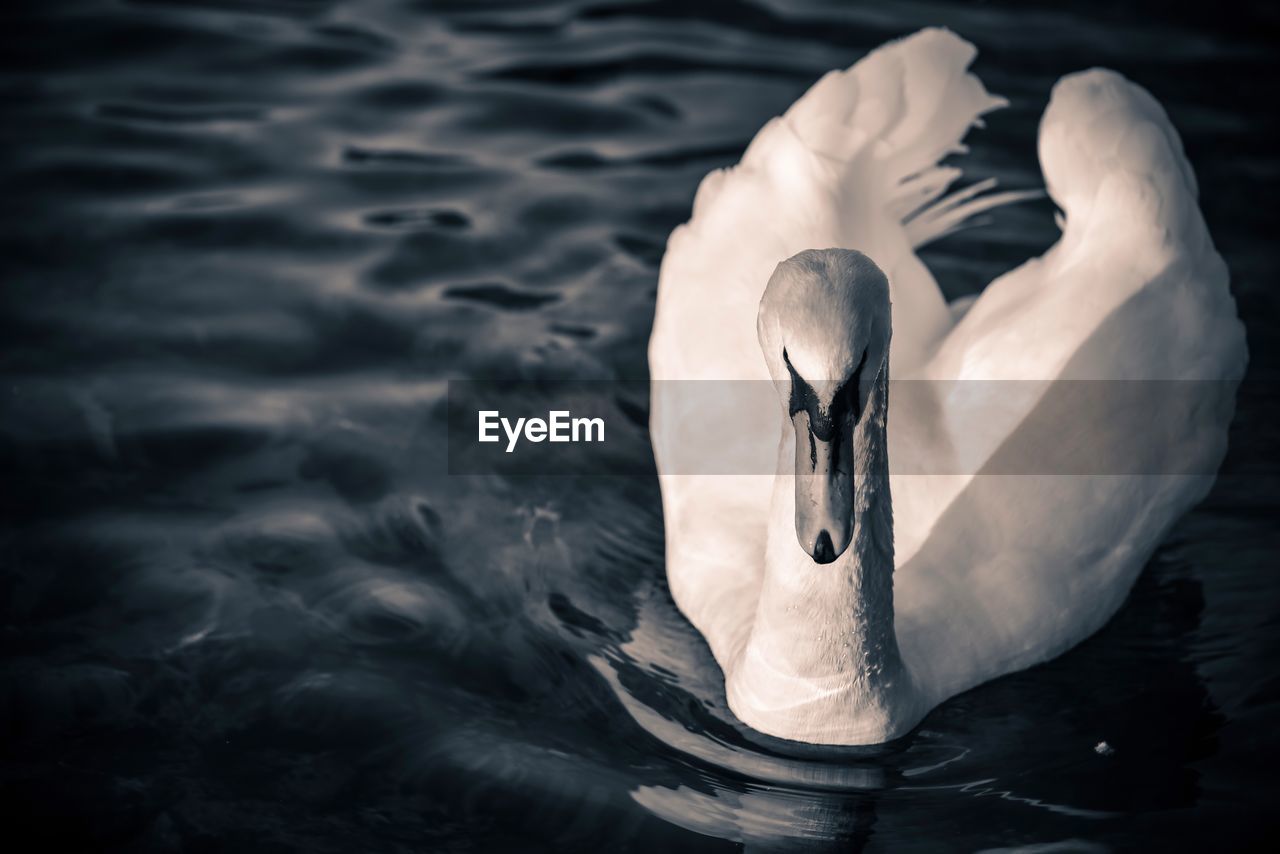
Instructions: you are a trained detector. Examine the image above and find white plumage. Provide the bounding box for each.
[648,28,1246,744]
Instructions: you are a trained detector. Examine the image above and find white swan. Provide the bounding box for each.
[647,28,1246,745]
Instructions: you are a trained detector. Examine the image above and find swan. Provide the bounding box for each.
[647,28,1246,745]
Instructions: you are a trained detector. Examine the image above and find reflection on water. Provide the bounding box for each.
[2,0,1278,850]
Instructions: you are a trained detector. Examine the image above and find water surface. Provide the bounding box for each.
[2,0,1278,850]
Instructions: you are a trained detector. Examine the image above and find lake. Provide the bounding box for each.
[1,0,1277,850]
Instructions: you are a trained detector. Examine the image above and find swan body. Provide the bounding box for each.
[648,29,1246,744]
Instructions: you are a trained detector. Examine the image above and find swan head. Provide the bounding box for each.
[757,249,891,565]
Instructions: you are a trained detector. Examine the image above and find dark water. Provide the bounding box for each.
[3,1,1279,850]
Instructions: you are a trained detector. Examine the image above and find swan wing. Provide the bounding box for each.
[649,27,1022,388]
[894,69,1247,701]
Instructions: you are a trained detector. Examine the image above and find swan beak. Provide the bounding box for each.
[792,408,855,564]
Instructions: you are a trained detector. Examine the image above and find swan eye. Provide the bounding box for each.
[783,348,817,421]
[783,347,868,441]
[835,349,870,423]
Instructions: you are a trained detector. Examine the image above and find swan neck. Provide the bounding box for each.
[728,364,908,742]
[777,363,897,667]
